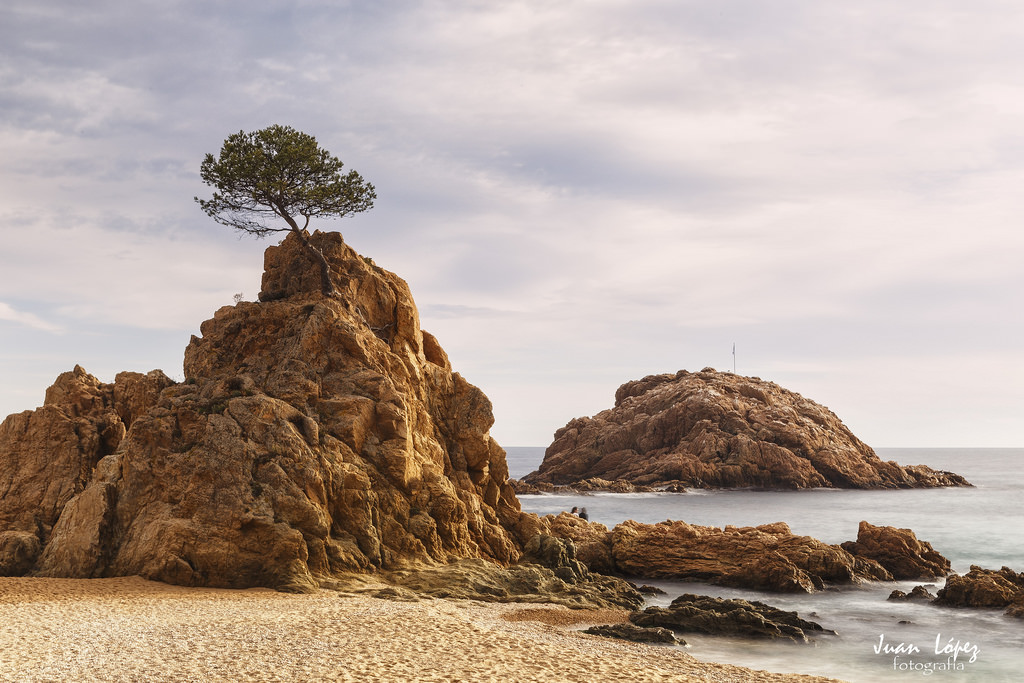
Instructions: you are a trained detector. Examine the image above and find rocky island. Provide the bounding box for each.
[523,369,970,490]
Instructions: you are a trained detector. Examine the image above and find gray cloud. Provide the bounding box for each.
[1,0,1022,446]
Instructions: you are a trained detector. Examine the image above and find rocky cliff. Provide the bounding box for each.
[525,369,969,489]
[1,231,544,591]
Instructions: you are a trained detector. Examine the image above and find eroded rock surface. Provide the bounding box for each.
[526,369,970,490]
[1,232,544,591]
[0,367,173,575]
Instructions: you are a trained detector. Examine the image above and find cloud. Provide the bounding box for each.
[0,302,62,333]
[1,0,1023,445]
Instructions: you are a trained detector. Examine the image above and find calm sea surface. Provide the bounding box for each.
[506,447,1024,683]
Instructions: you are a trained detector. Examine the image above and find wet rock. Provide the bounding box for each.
[888,585,936,601]
[631,593,831,642]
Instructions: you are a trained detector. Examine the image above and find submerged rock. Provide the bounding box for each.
[888,585,937,601]
[525,369,970,490]
[631,593,832,642]
[2,232,540,590]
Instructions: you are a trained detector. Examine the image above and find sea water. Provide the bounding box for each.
[506,447,1024,682]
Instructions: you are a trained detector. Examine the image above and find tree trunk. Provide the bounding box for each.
[296,230,338,297]
[280,212,338,297]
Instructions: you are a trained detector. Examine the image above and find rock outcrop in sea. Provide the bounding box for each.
[1,232,559,593]
[541,513,951,593]
[524,369,970,490]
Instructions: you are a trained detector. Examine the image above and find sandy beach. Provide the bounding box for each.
[0,577,842,683]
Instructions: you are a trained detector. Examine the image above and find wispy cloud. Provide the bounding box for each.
[0,302,62,333]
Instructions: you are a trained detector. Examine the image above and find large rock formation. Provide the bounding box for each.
[539,513,952,594]
[1,231,549,591]
[525,369,969,490]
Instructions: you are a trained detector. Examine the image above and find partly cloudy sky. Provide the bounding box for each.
[2,1,1022,448]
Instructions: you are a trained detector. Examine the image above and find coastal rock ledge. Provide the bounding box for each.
[524,369,969,490]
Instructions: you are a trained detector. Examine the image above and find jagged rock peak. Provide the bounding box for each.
[526,368,969,490]
[1,231,542,591]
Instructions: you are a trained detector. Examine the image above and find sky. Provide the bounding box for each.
[1,1,1022,449]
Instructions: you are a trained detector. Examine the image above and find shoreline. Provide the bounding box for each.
[0,577,842,683]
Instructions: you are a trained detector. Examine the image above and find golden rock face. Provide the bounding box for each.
[0,231,528,589]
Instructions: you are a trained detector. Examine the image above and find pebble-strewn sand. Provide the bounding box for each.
[0,577,842,682]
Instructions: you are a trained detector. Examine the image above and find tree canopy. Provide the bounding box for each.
[196,125,376,295]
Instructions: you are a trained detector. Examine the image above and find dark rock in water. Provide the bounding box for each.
[934,565,1024,617]
[841,522,951,579]
[630,593,832,642]
[635,584,667,595]
[1,231,544,591]
[584,623,679,644]
[525,368,970,490]
[888,585,937,601]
